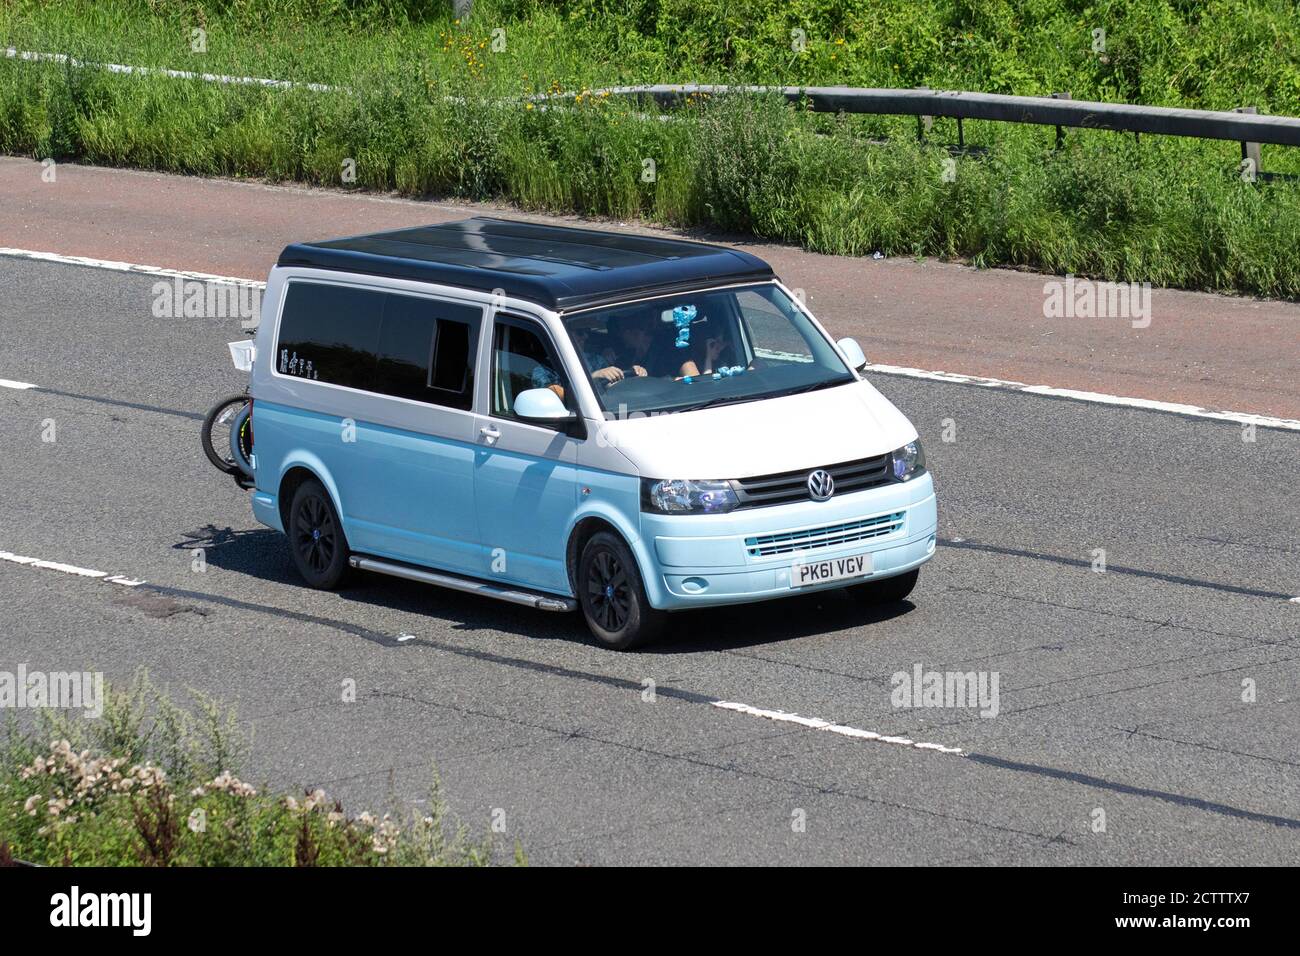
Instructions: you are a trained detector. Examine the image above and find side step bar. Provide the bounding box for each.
[348,555,577,612]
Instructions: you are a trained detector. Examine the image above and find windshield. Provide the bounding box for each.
[561,284,854,417]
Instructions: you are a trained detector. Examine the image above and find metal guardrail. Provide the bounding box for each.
[587,85,1299,174]
[9,45,1295,166]
[598,85,1300,147]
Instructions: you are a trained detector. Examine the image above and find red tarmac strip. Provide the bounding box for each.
[1,157,1295,419]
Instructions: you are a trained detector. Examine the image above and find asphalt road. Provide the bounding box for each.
[1,255,1297,865]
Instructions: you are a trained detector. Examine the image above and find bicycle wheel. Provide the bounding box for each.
[201,394,250,475]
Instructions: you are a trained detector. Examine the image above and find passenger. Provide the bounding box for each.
[677,334,727,379]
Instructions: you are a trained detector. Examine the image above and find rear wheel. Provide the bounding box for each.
[578,532,666,650]
[287,479,350,589]
[847,568,920,605]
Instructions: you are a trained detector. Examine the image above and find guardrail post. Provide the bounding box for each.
[1234,107,1262,181]
[916,86,933,143]
[1051,92,1070,149]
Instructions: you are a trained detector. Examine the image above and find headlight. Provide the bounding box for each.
[890,440,926,481]
[642,478,738,514]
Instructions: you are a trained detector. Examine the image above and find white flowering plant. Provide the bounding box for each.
[0,672,519,867]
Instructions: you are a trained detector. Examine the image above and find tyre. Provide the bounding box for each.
[201,395,251,475]
[577,531,666,650]
[287,479,351,590]
[847,568,920,605]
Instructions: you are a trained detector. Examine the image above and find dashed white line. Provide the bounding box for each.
[0,247,264,288]
[0,378,38,390]
[712,700,964,755]
[867,363,1300,432]
[0,550,144,586]
[3,540,1290,752]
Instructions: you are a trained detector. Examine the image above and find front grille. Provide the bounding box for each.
[745,511,905,557]
[732,454,892,509]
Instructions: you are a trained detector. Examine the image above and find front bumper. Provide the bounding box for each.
[635,472,937,610]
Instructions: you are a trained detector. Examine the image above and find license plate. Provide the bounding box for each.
[790,552,873,588]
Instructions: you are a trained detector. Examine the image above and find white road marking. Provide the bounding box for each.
[0,550,144,586]
[1,246,1297,431]
[712,700,964,755]
[868,363,1300,432]
[0,246,264,288]
[397,634,417,643]
[0,378,38,390]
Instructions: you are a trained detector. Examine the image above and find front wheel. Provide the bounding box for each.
[287,479,351,590]
[847,568,920,605]
[578,532,666,650]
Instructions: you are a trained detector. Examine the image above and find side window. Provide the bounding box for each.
[377,294,478,410]
[736,287,847,374]
[375,294,435,401]
[735,289,812,362]
[491,318,571,421]
[276,282,479,408]
[276,282,384,389]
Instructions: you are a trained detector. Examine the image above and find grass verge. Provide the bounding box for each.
[1,0,1299,298]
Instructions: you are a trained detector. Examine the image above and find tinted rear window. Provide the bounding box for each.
[375,294,435,402]
[276,282,383,389]
[276,281,478,408]
[378,293,478,409]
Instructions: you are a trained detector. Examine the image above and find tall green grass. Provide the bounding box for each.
[2,0,1299,297]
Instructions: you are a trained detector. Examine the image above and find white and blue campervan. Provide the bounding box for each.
[233,217,935,648]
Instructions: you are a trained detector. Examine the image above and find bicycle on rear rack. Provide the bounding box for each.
[201,339,257,490]
[201,393,254,486]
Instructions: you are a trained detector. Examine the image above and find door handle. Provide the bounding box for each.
[480,424,500,445]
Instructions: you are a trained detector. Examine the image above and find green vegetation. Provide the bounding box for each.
[0,673,519,866]
[1,1,1299,297]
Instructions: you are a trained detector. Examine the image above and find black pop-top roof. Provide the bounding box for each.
[276,217,775,312]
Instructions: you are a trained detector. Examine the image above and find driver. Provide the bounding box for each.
[604,310,701,382]
[571,325,624,387]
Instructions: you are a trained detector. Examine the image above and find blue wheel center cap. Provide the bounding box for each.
[312,529,321,541]
[604,584,614,599]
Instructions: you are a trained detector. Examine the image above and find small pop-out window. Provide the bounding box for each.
[430,319,472,397]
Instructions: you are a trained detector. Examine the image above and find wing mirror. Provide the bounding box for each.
[836,336,868,371]
[513,387,576,422]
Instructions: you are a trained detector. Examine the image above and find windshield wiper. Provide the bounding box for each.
[670,395,763,414]
[670,379,849,414]
[769,378,854,398]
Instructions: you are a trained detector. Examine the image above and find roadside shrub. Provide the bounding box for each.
[0,672,519,866]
